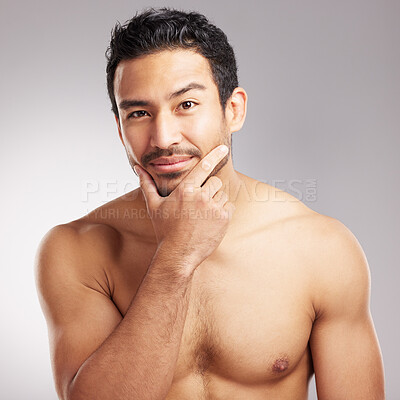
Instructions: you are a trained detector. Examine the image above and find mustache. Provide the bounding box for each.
[142,146,202,165]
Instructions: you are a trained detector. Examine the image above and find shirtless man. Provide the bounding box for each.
[35,7,385,400]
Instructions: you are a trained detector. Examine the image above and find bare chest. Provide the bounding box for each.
[111,240,314,387]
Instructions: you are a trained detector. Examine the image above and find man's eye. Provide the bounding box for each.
[128,110,148,119]
[180,101,196,110]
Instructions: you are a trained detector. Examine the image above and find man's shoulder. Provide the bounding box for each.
[35,217,123,282]
[263,203,372,317]
[296,210,368,268]
[45,218,122,251]
[246,178,369,276]
[289,210,371,313]
[278,204,368,271]
[36,187,149,271]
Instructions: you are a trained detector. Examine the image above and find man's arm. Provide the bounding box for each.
[35,225,195,400]
[35,145,234,400]
[309,218,385,399]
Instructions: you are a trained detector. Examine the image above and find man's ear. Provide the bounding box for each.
[225,87,248,134]
[114,114,125,146]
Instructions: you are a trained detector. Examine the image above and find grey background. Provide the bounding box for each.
[0,0,398,398]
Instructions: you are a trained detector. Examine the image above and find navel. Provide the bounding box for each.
[272,357,289,373]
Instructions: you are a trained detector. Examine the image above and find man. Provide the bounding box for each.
[35,7,385,400]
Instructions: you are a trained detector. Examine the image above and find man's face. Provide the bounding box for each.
[113,49,231,197]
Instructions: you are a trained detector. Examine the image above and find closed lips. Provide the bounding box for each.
[150,156,193,165]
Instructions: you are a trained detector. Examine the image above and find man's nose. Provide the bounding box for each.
[149,112,183,149]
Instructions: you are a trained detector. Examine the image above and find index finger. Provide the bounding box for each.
[180,144,229,189]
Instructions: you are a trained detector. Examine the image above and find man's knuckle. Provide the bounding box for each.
[210,176,221,186]
[200,191,209,203]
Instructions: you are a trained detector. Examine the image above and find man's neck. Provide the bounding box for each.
[214,159,249,208]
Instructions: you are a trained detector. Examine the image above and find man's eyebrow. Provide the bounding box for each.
[118,82,207,111]
[119,99,150,110]
[168,82,207,100]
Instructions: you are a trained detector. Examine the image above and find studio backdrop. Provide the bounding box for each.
[0,0,398,399]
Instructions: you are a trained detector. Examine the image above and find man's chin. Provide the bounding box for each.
[153,172,186,197]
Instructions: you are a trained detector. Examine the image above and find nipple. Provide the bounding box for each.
[272,357,289,373]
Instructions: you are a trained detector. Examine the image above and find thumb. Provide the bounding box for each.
[134,165,160,207]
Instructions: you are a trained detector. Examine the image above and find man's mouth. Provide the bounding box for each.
[149,156,195,173]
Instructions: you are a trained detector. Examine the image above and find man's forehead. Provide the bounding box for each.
[114,49,216,100]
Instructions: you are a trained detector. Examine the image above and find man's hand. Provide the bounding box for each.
[134,144,235,272]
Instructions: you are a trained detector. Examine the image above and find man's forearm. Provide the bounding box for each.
[68,246,195,400]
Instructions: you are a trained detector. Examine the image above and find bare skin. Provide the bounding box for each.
[35,49,384,399]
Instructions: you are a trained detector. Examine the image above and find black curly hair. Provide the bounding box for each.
[106,7,239,117]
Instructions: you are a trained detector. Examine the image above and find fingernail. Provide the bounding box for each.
[134,165,141,176]
[219,145,228,154]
